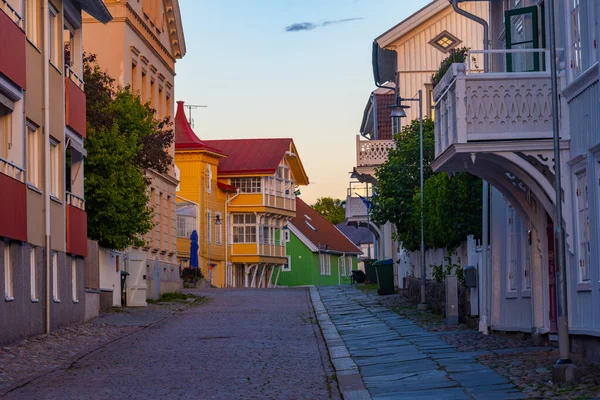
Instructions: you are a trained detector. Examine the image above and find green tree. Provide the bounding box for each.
[312,197,346,225]
[371,118,481,251]
[83,54,171,250]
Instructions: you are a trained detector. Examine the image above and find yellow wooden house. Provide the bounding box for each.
[174,102,309,288]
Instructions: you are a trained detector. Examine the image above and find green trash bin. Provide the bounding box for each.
[363,259,377,284]
[374,259,394,295]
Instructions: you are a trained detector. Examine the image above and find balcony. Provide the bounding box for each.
[344,196,368,222]
[0,158,27,242]
[0,3,25,90]
[65,66,86,138]
[356,135,394,176]
[433,50,556,159]
[66,192,87,257]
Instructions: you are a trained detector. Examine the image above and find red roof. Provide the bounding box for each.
[217,181,237,193]
[290,198,362,254]
[174,101,225,155]
[202,138,293,175]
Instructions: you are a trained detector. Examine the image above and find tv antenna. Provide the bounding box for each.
[184,104,207,128]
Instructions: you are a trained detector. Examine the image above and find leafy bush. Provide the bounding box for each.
[181,267,204,288]
[431,47,470,88]
[430,255,466,287]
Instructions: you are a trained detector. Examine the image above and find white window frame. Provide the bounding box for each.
[26,0,39,47]
[230,177,261,194]
[232,214,257,243]
[48,3,59,66]
[320,253,331,276]
[27,121,40,189]
[215,212,223,245]
[575,169,591,283]
[283,229,290,243]
[0,111,12,161]
[347,255,353,276]
[4,242,13,301]
[207,210,212,244]
[30,247,38,302]
[50,139,60,199]
[566,0,597,81]
[176,215,196,238]
[206,163,212,193]
[71,257,78,303]
[52,251,59,302]
[282,256,291,272]
[340,256,346,277]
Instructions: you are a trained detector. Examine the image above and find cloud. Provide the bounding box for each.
[284,17,363,32]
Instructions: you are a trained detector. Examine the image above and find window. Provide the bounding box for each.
[166,95,172,118]
[215,213,223,245]
[159,192,164,249]
[176,215,196,238]
[27,122,40,188]
[575,171,591,283]
[158,86,163,118]
[207,210,212,244]
[282,256,291,272]
[26,0,39,47]
[52,251,59,302]
[340,256,346,277]
[150,78,156,109]
[283,230,290,243]
[0,110,12,161]
[260,225,271,244]
[507,206,518,292]
[72,258,78,302]
[230,177,261,193]
[347,255,353,276]
[232,214,257,243]
[167,195,172,252]
[570,0,583,76]
[523,231,532,291]
[429,30,462,53]
[131,62,138,94]
[48,3,59,65]
[206,164,212,193]
[4,242,13,301]
[30,247,37,301]
[320,253,331,276]
[50,139,59,198]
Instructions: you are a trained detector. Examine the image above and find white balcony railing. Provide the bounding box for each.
[67,191,86,211]
[356,135,395,167]
[434,49,555,158]
[0,157,24,183]
[65,65,85,90]
[345,196,368,220]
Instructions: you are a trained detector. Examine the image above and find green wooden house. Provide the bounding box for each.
[274,198,362,287]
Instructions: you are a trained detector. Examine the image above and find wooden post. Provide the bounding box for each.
[250,264,258,288]
[267,265,275,288]
[273,265,281,288]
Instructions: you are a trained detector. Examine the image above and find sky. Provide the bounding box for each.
[175,0,431,204]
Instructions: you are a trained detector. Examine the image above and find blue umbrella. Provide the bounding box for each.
[189,230,199,269]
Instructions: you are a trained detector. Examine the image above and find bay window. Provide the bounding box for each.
[231,177,261,193]
[232,214,257,243]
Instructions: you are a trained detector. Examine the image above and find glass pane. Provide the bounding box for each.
[511,42,535,72]
[510,13,534,43]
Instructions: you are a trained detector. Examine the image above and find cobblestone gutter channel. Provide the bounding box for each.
[314,285,530,400]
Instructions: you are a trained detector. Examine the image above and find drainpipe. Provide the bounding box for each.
[451,0,491,334]
[43,0,51,335]
[225,189,240,287]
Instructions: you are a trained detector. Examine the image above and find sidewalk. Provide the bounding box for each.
[315,285,527,400]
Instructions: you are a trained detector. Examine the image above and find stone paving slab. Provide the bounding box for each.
[316,285,524,399]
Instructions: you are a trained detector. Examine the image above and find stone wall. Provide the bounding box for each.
[404,276,470,321]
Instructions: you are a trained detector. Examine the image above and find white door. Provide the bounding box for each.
[127,253,147,307]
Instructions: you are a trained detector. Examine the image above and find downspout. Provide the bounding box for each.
[451,0,491,335]
[225,189,240,287]
[43,0,51,334]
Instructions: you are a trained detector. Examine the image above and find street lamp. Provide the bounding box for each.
[391,90,427,311]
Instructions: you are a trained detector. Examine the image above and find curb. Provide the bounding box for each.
[309,286,371,400]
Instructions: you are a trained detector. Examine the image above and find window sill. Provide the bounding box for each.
[505,292,518,299]
[5,296,14,302]
[50,195,62,204]
[73,300,79,304]
[31,298,39,303]
[576,283,592,292]
[53,298,61,303]
[27,184,42,194]
[521,290,532,298]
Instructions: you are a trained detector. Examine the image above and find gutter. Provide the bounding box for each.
[43,0,51,335]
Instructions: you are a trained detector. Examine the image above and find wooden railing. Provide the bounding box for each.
[356,136,395,167]
[67,191,86,211]
[0,0,24,28]
[65,65,85,90]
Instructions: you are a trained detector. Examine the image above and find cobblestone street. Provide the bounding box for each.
[1,289,339,400]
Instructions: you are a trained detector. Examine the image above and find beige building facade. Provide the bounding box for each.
[83,0,186,301]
